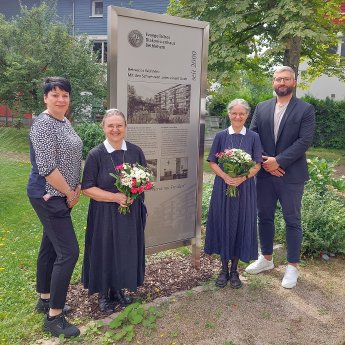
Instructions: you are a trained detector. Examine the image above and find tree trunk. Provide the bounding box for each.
[283,36,302,95]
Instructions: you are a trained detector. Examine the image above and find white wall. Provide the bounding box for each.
[297,73,345,100]
[297,37,345,100]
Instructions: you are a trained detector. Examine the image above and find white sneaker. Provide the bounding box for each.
[245,255,274,274]
[281,265,299,289]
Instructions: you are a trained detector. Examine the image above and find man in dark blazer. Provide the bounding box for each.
[245,66,315,288]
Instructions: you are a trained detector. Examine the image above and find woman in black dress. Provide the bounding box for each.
[204,99,262,289]
[81,109,147,312]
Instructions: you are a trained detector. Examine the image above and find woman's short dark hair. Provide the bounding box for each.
[43,77,71,95]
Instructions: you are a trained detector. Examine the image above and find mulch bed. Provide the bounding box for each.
[66,252,220,320]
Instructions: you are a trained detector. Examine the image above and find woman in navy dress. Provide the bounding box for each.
[82,109,147,312]
[204,99,262,289]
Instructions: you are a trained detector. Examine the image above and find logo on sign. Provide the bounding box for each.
[128,30,143,48]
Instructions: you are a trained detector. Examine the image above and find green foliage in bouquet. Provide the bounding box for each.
[217,148,255,197]
[110,163,154,215]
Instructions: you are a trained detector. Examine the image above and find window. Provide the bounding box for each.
[92,0,103,17]
[327,37,345,57]
[92,41,107,63]
[341,38,345,57]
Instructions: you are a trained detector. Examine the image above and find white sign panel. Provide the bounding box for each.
[108,7,209,253]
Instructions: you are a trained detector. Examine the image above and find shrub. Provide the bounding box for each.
[275,183,345,257]
[275,158,345,257]
[202,182,213,225]
[208,94,345,150]
[303,96,345,150]
[74,122,104,159]
[307,157,345,193]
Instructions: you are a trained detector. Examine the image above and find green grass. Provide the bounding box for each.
[0,157,89,344]
[0,127,30,154]
[0,127,344,344]
[307,147,345,165]
[203,148,212,173]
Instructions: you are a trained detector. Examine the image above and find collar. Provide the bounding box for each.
[103,139,127,153]
[228,126,246,135]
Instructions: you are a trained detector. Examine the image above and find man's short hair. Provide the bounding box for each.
[273,66,296,80]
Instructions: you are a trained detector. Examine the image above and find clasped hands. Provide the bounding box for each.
[114,192,133,208]
[223,174,247,187]
[262,156,285,177]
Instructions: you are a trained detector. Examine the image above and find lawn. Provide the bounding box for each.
[0,127,30,154]
[0,127,90,344]
[307,146,345,164]
[0,126,344,344]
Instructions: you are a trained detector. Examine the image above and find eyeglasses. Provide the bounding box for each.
[107,124,124,129]
[274,77,293,83]
[229,112,247,117]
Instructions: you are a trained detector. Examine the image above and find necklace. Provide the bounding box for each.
[109,150,126,170]
[230,133,244,149]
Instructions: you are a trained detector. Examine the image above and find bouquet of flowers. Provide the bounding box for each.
[110,163,154,214]
[216,148,255,197]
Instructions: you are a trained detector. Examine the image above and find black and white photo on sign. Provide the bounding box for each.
[146,159,158,181]
[127,81,191,124]
[160,157,188,181]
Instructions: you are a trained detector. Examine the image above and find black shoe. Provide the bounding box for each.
[98,294,114,313]
[44,313,80,338]
[229,270,242,289]
[215,269,229,288]
[36,298,72,314]
[111,289,132,307]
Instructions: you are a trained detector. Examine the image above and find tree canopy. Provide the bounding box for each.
[0,1,106,121]
[168,0,345,83]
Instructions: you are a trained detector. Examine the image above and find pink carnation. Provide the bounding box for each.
[145,182,153,190]
[131,187,138,194]
[115,164,124,170]
[138,186,144,193]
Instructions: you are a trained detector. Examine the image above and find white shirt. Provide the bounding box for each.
[274,102,289,142]
[103,139,127,153]
[228,126,247,135]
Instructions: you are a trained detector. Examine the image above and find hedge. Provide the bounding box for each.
[303,96,345,150]
[208,95,345,149]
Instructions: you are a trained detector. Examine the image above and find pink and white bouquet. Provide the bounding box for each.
[110,163,154,214]
[216,148,255,197]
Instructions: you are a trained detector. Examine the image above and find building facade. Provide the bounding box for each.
[0,0,169,63]
[0,0,170,122]
[297,3,345,100]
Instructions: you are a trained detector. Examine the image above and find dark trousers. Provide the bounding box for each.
[256,177,304,263]
[29,197,79,309]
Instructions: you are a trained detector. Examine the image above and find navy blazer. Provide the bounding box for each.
[250,96,315,183]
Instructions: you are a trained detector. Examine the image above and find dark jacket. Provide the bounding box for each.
[250,96,315,183]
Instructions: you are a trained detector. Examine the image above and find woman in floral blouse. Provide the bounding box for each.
[27,77,82,338]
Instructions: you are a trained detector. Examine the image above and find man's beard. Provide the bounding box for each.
[274,85,294,96]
